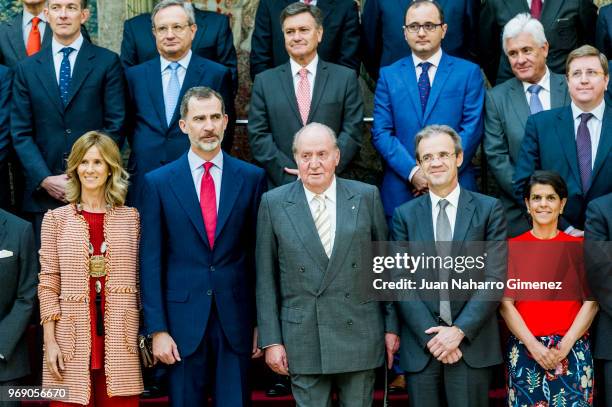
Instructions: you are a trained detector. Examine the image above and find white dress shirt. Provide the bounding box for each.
[52,35,84,83]
[522,67,551,111]
[290,54,318,97]
[22,10,47,45]
[570,100,604,167]
[430,184,461,239]
[161,50,192,92]
[188,148,223,212]
[412,48,443,85]
[303,176,337,252]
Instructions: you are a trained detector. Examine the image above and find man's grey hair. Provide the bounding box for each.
[292,122,338,155]
[502,13,547,55]
[414,125,462,161]
[152,0,195,27]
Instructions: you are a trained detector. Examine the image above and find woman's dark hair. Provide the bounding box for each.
[523,170,568,200]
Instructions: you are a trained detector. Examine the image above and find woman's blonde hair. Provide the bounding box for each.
[65,131,129,206]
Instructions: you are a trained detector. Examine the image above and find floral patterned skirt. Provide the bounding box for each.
[506,334,594,407]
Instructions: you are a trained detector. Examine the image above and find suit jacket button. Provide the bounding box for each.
[345,293,350,298]
[65,128,71,134]
[299,266,305,273]
[347,319,353,326]
[210,266,215,272]
[352,263,357,268]
[206,289,213,296]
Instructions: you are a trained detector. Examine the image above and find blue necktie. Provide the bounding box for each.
[59,47,74,106]
[527,84,543,114]
[576,113,593,193]
[165,62,181,125]
[418,62,432,112]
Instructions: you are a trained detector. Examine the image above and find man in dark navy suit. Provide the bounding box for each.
[120,0,237,89]
[11,0,125,242]
[0,65,11,211]
[140,86,266,407]
[125,0,234,210]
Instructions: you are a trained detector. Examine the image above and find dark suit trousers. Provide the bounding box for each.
[406,358,491,407]
[168,302,250,407]
[0,379,21,407]
[290,369,376,407]
[604,360,612,407]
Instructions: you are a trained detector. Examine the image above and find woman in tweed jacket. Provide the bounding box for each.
[39,131,143,406]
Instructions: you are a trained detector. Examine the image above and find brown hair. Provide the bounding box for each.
[565,45,609,76]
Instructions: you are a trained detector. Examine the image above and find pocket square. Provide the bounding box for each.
[0,250,14,258]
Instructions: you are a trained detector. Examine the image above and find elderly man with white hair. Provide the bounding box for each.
[483,13,570,237]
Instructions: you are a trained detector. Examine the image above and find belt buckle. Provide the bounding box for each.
[89,255,107,277]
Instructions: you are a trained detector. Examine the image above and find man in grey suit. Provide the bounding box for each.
[256,123,399,406]
[392,125,507,407]
[484,13,570,237]
[585,192,612,407]
[248,2,363,188]
[0,209,37,407]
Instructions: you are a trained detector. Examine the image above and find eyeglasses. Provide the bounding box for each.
[153,23,191,37]
[419,151,456,164]
[403,23,443,33]
[568,69,605,80]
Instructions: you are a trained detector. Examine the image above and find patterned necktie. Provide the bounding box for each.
[527,84,543,114]
[576,113,593,193]
[436,199,452,325]
[530,0,543,19]
[165,62,181,125]
[296,68,311,125]
[26,17,41,56]
[418,62,432,112]
[59,47,75,106]
[313,194,332,258]
[200,162,217,248]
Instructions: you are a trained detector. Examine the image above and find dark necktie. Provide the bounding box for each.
[576,113,593,193]
[418,62,432,112]
[531,0,543,19]
[200,162,217,248]
[436,199,452,325]
[527,84,543,114]
[26,17,41,56]
[59,47,75,106]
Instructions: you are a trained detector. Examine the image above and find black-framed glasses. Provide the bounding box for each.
[403,22,443,33]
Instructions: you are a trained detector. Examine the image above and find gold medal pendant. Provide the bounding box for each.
[89,255,107,277]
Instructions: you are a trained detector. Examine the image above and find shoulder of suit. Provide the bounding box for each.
[489,77,519,97]
[394,194,426,216]
[321,60,355,77]
[589,192,612,211]
[462,189,501,209]
[86,42,120,59]
[0,209,31,231]
[195,8,228,24]
[262,181,295,201]
[190,54,229,74]
[337,177,376,195]
[225,153,266,178]
[124,13,152,27]
[444,54,480,72]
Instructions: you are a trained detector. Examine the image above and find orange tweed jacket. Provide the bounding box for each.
[38,204,143,405]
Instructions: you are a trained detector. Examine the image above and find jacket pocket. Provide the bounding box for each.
[55,314,76,362]
[123,309,139,354]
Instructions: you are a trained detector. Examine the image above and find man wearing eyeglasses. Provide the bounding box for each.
[392,124,507,407]
[484,14,570,238]
[372,0,485,221]
[514,45,612,236]
[124,0,234,210]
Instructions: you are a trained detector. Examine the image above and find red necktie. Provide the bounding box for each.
[530,0,543,19]
[200,162,217,248]
[26,17,41,56]
[303,0,312,4]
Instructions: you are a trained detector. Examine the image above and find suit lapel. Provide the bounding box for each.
[308,59,328,121]
[35,48,64,116]
[452,189,475,245]
[0,215,6,246]
[283,182,329,272]
[417,196,434,241]
[42,23,52,49]
[399,59,424,125]
[423,54,452,122]
[215,153,244,241]
[7,15,27,61]
[146,58,168,130]
[64,41,95,108]
[508,78,530,122]
[556,107,582,189]
[169,154,210,249]
[168,57,204,128]
[592,106,612,186]
[550,73,569,108]
[317,179,359,294]
[279,63,302,124]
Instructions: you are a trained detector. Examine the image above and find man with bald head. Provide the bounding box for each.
[256,122,398,406]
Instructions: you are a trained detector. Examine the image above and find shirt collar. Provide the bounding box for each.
[522,66,550,93]
[188,148,224,173]
[429,184,461,210]
[160,50,192,73]
[412,48,443,69]
[570,99,605,122]
[290,54,319,78]
[51,34,84,55]
[22,10,46,27]
[303,176,337,205]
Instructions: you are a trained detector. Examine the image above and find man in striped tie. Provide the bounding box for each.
[256,122,399,406]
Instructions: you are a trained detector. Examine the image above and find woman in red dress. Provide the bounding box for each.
[500,170,598,406]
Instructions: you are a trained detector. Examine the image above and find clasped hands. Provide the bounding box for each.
[526,339,571,371]
[425,325,464,364]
